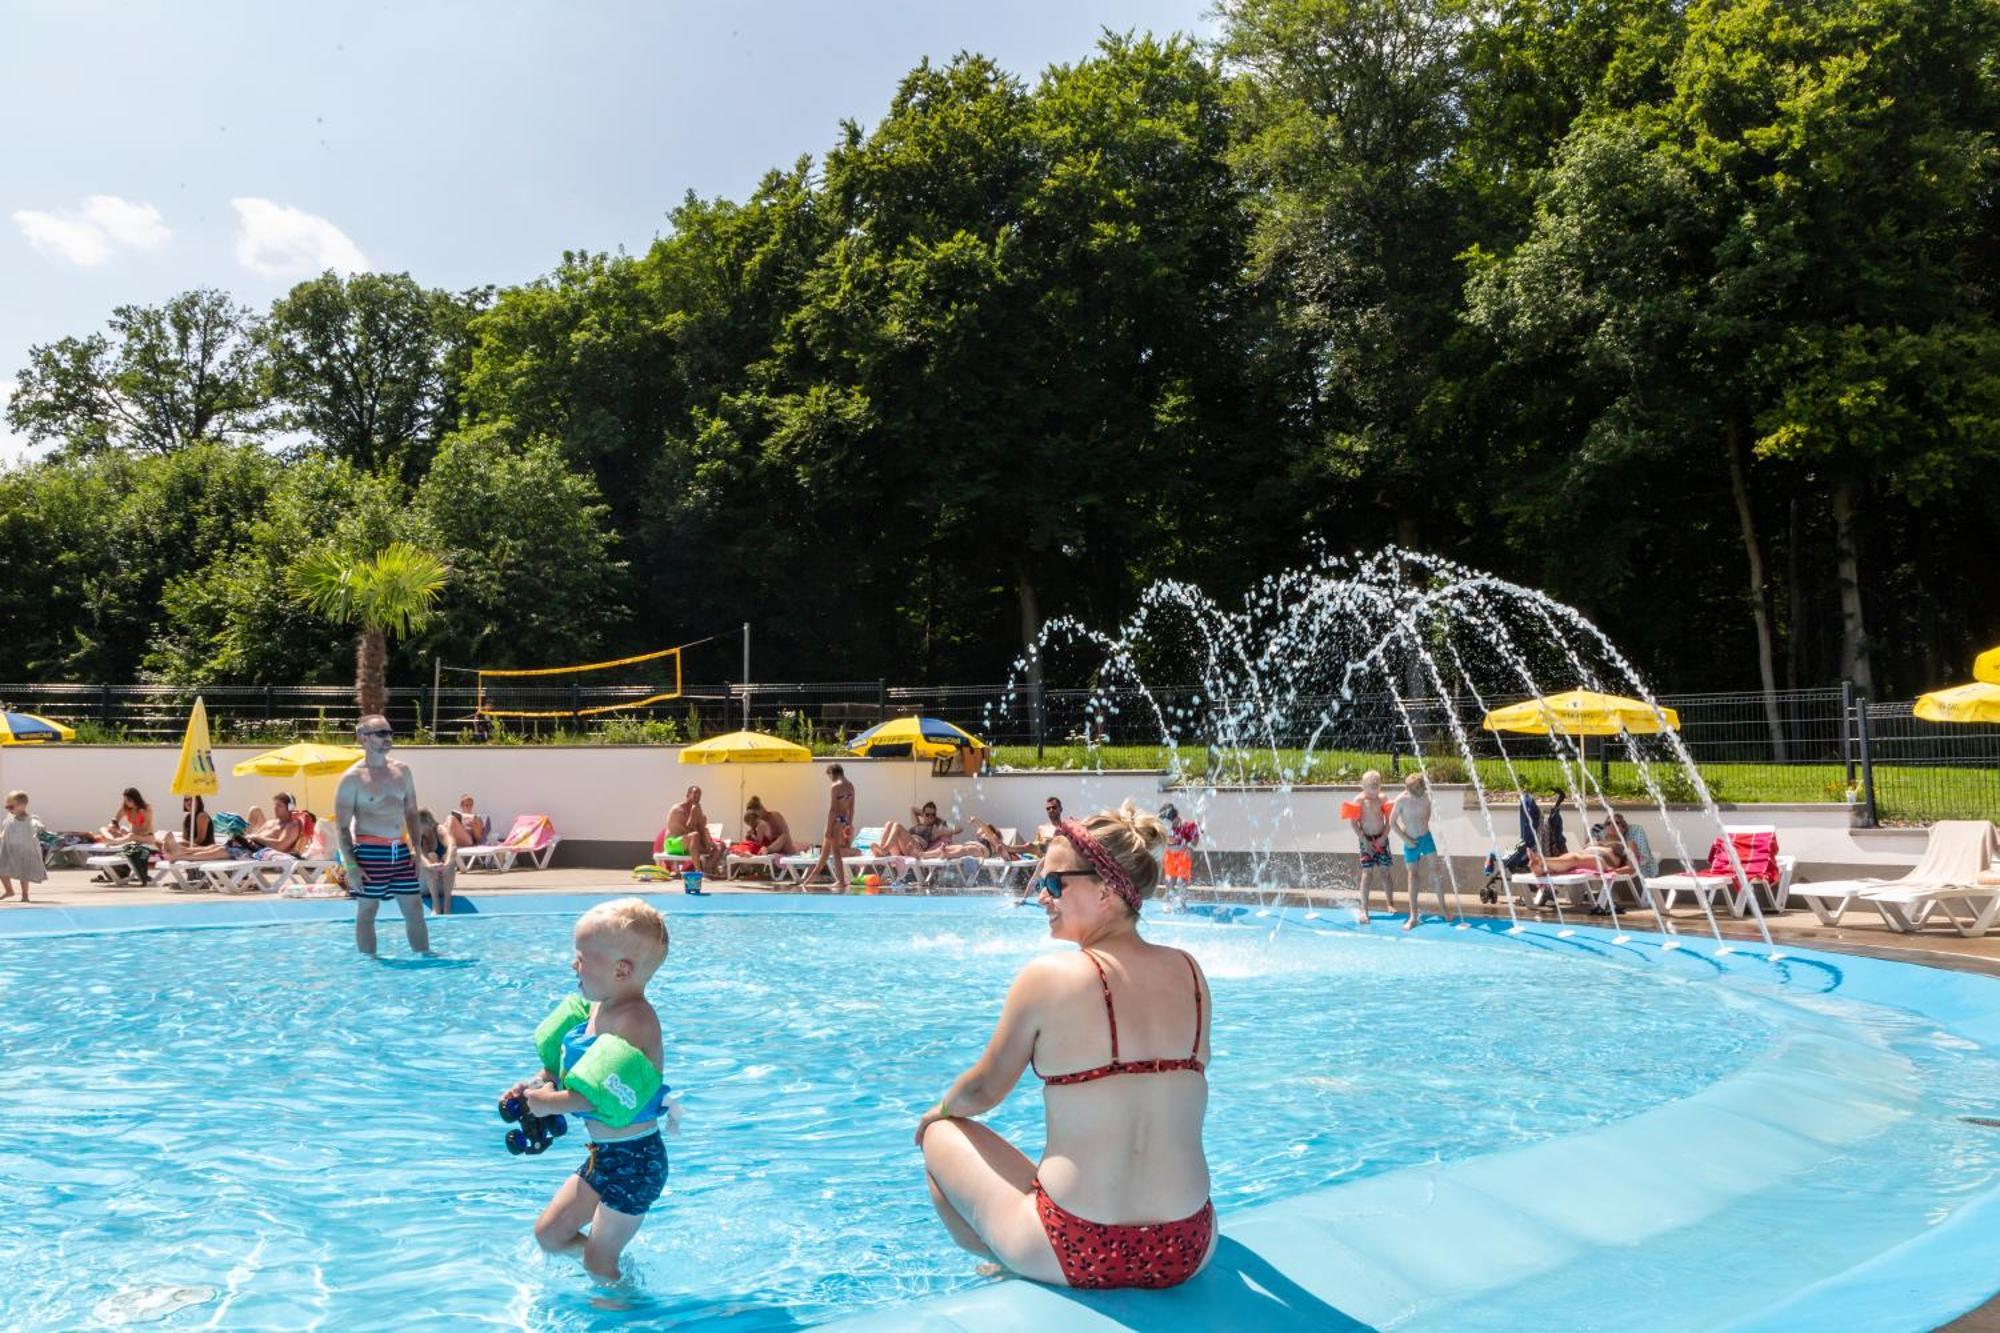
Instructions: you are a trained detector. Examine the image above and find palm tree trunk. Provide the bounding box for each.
[357,628,388,716]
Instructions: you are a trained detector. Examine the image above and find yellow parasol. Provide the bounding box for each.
[846,715,985,761]
[1480,689,1681,736]
[232,742,363,819]
[1913,682,2000,725]
[678,731,813,764]
[1975,647,2000,686]
[0,711,75,744]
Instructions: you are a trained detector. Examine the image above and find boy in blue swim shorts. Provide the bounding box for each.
[1391,772,1448,931]
[508,898,673,1282]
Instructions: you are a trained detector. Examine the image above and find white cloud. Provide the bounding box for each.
[12,194,169,265]
[231,197,369,278]
[81,194,171,250]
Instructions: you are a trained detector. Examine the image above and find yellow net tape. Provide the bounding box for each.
[475,647,682,719]
[475,646,682,679]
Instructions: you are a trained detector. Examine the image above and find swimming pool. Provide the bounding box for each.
[1,895,1996,1329]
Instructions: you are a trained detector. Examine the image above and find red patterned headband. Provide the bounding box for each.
[1057,819,1142,913]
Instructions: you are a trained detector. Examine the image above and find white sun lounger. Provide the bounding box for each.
[654,823,723,874]
[1516,868,1637,911]
[85,853,144,884]
[1792,821,1997,930]
[457,816,562,872]
[723,849,783,879]
[1646,855,1797,919]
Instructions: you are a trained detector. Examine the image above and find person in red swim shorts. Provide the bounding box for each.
[915,801,1216,1290]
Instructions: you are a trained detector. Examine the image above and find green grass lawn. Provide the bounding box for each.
[987,745,1998,821]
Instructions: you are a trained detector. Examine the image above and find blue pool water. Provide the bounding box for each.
[1,898,1997,1329]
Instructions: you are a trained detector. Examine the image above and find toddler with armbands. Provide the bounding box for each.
[503,897,675,1281]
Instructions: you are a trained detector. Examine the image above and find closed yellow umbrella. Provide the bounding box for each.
[1913,682,2000,725]
[679,731,812,764]
[1975,647,2000,686]
[232,742,363,819]
[1480,689,1680,736]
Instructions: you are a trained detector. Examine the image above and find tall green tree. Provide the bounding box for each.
[6,289,268,456]
[412,426,627,666]
[1219,0,1476,549]
[263,271,484,480]
[1468,0,2000,708]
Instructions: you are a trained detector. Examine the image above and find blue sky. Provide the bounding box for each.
[1,0,1214,463]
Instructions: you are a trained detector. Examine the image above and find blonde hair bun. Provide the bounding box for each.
[1080,800,1168,909]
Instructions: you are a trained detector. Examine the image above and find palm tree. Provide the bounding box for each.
[289,541,449,716]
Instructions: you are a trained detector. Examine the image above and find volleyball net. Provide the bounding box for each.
[472,645,684,719]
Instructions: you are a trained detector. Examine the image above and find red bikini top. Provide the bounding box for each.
[1035,948,1205,1086]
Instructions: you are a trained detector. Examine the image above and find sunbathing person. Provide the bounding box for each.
[880,802,957,858]
[1526,839,1631,876]
[743,797,798,855]
[237,794,307,860]
[98,788,155,846]
[447,793,487,851]
[667,786,723,875]
[159,797,224,860]
[925,818,1029,861]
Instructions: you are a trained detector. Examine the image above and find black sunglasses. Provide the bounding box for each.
[358,728,393,738]
[1034,870,1097,899]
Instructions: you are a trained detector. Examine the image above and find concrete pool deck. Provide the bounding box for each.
[11,865,2000,977]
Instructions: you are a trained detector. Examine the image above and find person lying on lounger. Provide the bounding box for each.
[1526,840,1631,876]
[880,803,958,858]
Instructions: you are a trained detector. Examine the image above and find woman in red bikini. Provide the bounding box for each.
[915,801,1215,1290]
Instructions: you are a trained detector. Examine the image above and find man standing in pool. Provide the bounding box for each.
[335,714,438,956]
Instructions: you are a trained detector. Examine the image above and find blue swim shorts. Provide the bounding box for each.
[578,1130,668,1215]
[1402,831,1438,864]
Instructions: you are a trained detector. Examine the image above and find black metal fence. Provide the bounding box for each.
[2,681,1994,823]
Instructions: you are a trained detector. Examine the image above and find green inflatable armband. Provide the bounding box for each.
[563,1034,664,1128]
[664,835,687,856]
[533,993,592,1078]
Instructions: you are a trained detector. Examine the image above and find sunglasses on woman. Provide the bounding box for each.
[1034,869,1098,899]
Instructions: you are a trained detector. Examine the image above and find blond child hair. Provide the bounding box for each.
[579,897,670,976]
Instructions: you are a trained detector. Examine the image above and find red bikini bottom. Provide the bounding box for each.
[1033,1180,1215,1290]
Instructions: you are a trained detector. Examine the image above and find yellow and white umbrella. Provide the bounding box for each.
[1914,682,2000,725]
[1480,689,1680,736]
[678,731,812,838]
[232,742,362,819]
[679,731,813,764]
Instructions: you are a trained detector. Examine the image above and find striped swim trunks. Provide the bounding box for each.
[353,837,420,899]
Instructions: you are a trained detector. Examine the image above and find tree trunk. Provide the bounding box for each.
[1015,561,1044,751]
[1785,496,1803,691]
[1724,424,1787,760]
[356,628,388,717]
[1015,561,1041,687]
[1831,476,1873,696]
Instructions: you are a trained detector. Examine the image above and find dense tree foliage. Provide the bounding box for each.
[4,5,1997,699]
